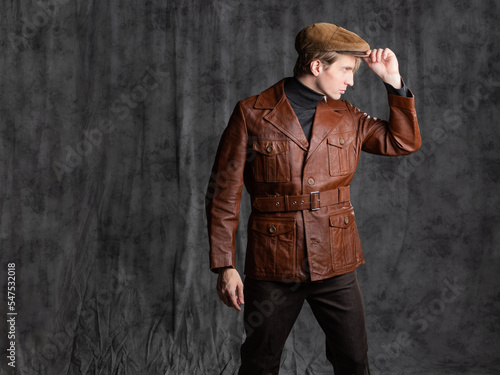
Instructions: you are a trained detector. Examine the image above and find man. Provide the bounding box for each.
[206,23,421,374]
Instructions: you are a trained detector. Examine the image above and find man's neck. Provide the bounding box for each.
[295,74,325,97]
[285,76,325,110]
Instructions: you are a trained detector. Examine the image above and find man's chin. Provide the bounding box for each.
[326,94,342,100]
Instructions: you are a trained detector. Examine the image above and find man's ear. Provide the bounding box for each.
[309,59,322,77]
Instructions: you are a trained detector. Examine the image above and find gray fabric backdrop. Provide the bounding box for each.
[1,0,499,374]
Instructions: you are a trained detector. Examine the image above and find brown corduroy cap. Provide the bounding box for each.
[295,23,370,56]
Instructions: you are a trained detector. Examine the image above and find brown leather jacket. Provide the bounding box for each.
[206,79,421,282]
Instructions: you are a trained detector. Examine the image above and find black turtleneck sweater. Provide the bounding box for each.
[284,76,410,142]
[284,77,324,141]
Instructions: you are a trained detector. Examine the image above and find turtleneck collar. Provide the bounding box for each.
[284,76,325,110]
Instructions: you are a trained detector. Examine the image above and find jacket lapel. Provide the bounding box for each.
[306,99,347,161]
[255,80,309,151]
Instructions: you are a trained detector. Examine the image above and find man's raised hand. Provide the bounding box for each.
[363,48,402,89]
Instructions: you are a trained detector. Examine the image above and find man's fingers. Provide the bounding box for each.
[219,290,233,308]
[236,283,245,305]
[220,286,240,310]
[217,284,242,310]
[217,288,228,306]
[362,49,379,64]
[383,47,389,60]
[365,48,390,63]
[229,290,242,311]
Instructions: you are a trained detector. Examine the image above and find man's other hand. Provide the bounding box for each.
[217,267,245,311]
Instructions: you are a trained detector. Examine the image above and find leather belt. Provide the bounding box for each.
[252,186,350,213]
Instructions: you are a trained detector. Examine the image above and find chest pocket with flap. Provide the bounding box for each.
[327,132,358,177]
[251,139,291,182]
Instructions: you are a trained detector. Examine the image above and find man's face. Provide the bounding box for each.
[314,54,356,100]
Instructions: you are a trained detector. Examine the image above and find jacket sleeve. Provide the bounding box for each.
[355,92,422,155]
[205,102,248,272]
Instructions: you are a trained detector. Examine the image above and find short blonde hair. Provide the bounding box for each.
[293,51,362,77]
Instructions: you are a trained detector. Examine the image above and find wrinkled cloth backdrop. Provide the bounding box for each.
[1,0,499,374]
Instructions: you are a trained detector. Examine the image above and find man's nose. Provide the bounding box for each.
[346,73,354,86]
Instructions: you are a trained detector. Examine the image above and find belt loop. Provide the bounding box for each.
[339,186,350,203]
[284,195,290,212]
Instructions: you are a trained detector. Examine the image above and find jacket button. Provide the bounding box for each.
[266,145,273,153]
[339,137,345,145]
[268,225,276,234]
[344,216,349,225]
[307,178,315,185]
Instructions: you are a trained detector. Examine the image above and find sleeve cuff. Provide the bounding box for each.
[384,77,412,97]
[211,265,234,274]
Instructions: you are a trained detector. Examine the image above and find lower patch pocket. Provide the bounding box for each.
[248,217,296,275]
[329,207,361,270]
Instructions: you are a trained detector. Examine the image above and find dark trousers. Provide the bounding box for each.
[239,271,370,375]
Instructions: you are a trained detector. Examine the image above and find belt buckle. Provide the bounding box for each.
[310,191,320,211]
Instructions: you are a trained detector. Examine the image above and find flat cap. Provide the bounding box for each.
[295,23,370,56]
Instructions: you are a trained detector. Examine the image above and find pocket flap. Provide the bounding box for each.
[327,133,354,149]
[329,208,355,229]
[253,140,289,156]
[251,218,295,236]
